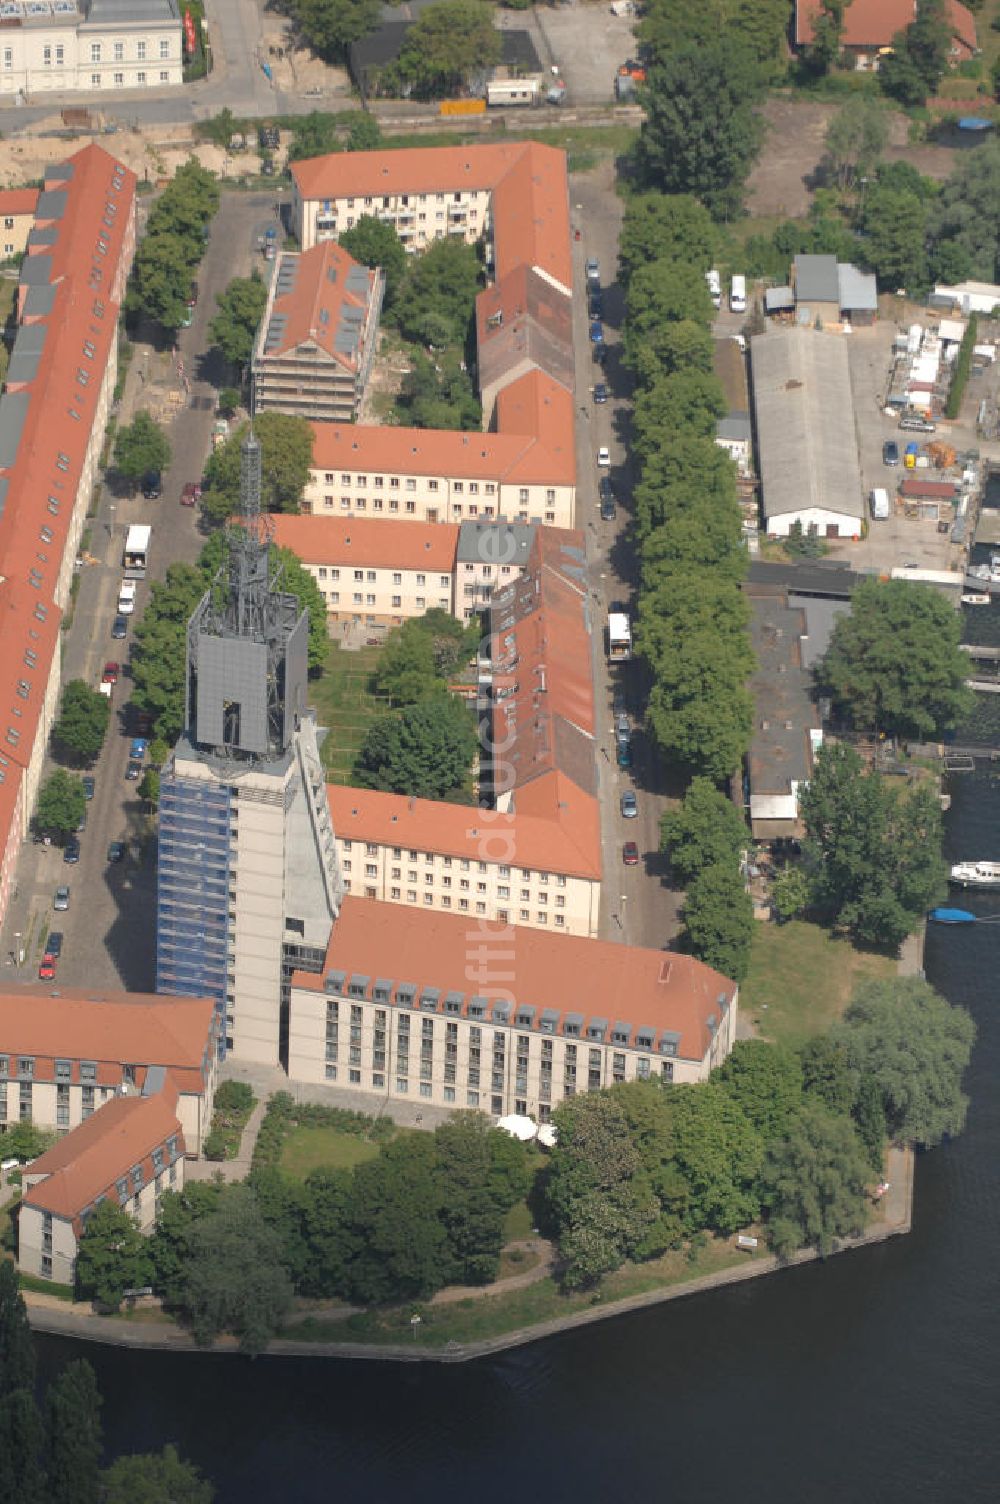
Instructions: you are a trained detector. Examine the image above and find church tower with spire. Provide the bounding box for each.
[156,433,342,1066]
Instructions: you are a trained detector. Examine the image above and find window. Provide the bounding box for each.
[160,37,170,57]
[2,49,11,70]
[137,39,147,59]
[137,71,146,84]
[114,41,124,60]
[159,70,170,82]
[43,45,52,65]
[114,71,124,86]
[91,42,102,62]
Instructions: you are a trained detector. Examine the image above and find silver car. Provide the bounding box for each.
[53,885,70,911]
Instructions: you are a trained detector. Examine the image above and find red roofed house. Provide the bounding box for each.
[794,0,978,70]
[288,897,739,1120]
[327,526,602,937]
[252,240,384,425]
[0,187,39,260]
[19,1092,186,1285]
[2,985,217,1285]
[0,145,135,935]
[292,142,576,529]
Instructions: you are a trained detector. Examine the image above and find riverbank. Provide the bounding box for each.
[22,1144,913,1364]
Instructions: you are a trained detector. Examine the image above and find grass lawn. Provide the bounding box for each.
[279,1124,382,1178]
[502,1197,536,1243]
[309,640,389,782]
[742,920,896,1046]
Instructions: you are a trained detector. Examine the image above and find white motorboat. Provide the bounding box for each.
[949,861,1000,889]
[961,593,991,605]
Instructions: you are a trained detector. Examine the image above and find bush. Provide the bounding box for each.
[214,1080,255,1114]
[945,313,978,420]
[202,1129,229,1162]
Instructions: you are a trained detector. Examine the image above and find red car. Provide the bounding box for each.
[38,953,57,981]
[102,662,120,684]
[622,841,639,867]
[180,482,201,507]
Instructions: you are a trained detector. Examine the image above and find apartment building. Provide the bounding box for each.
[267,514,535,629]
[305,369,576,529]
[291,143,572,298]
[288,898,739,1119]
[0,187,38,259]
[292,141,575,523]
[0,987,218,1151]
[19,1092,186,1284]
[330,780,601,937]
[268,515,458,634]
[253,240,384,425]
[0,145,136,931]
[0,0,182,98]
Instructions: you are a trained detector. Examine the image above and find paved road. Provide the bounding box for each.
[569,163,683,952]
[0,190,277,993]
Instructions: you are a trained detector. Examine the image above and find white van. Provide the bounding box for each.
[706,268,721,309]
[730,275,746,313]
[118,579,137,615]
[869,488,890,521]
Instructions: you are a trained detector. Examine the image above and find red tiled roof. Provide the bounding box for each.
[795,0,977,50]
[0,988,216,1093]
[311,376,576,488]
[329,781,602,880]
[0,188,38,217]
[22,1091,183,1223]
[258,240,379,368]
[269,514,459,572]
[898,477,958,498]
[294,897,737,1062]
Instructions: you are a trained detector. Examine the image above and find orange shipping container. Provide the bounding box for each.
[440,99,487,116]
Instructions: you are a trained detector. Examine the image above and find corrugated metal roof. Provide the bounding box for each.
[838,262,878,312]
[794,253,839,304]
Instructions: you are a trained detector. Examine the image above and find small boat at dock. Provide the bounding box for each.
[929,907,977,924]
[961,593,992,606]
[949,861,1000,889]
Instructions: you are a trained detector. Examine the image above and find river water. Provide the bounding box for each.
[35,770,1000,1503]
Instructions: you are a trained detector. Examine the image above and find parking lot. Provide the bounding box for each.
[0,190,278,993]
[535,0,639,105]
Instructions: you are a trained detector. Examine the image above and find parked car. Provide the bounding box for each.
[899,414,936,433]
[588,291,604,318]
[130,737,148,760]
[589,320,604,345]
[586,256,600,284]
[620,791,637,819]
[125,759,142,782]
[883,440,900,467]
[102,661,120,685]
[111,614,128,640]
[600,493,616,522]
[613,686,627,717]
[622,841,639,867]
[46,931,63,958]
[82,775,95,801]
[180,482,200,507]
[63,837,80,864]
[597,446,611,467]
[107,840,125,864]
[616,740,632,769]
[53,885,70,911]
[593,383,608,405]
[142,469,162,499]
[599,476,614,506]
[38,954,57,981]
[76,809,87,834]
[593,342,608,366]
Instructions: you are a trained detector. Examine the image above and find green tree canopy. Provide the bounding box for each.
[179,1184,294,1353]
[291,0,380,61]
[860,182,930,293]
[816,579,973,738]
[101,1444,216,1504]
[834,975,976,1145]
[45,1360,102,1504]
[397,348,482,430]
[391,0,501,98]
[824,99,889,192]
[632,434,737,541]
[346,1135,453,1303]
[286,110,342,162]
[148,1181,227,1309]
[75,1201,154,1312]
[682,860,754,981]
[129,563,207,743]
[660,776,748,886]
[637,41,765,217]
[208,274,268,371]
[339,214,408,305]
[926,138,1000,285]
[433,1113,531,1283]
[33,769,86,842]
[618,193,717,290]
[666,1083,763,1233]
[800,742,948,949]
[624,259,715,373]
[714,1039,805,1145]
[203,412,313,516]
[0,1261,35,1399]
[127,232,199,332]
[113,412,172,489]
[881,0,951,106]
[0,1387,46,1504]
[395,235,482,346]
[761,1101,872,1258]
[632,368,727,445]
[52,680,111,767]
[355,694,477,800]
